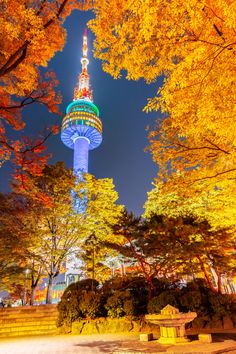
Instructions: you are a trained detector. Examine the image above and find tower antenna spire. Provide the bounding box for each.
[74,28,92,102]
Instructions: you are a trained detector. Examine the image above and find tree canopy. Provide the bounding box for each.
[110,210,235,295]
[143,181,236,230]
[1,162,123,303]
[0,0,92,179]
[90,0,236,198]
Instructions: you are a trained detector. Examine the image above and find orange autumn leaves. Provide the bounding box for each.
[0,0,92,182]
[90,0,236,198]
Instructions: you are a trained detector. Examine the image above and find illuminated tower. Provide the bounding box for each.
[61,29,102,178]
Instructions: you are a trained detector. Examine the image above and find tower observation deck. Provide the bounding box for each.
[61,29,102,176]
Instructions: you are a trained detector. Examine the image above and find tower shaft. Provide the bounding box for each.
[73,137,89,174]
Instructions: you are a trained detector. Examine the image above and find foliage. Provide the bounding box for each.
[147,291,179,314]
[81,174,124,241]
[187,285,236,323]
[80,233,113,283]
[145,215,235,294]
[0,193,31,288]
[207,293,233,318]
[58,276,149,327]
[143,181,236,231]
[90,0,236,201]
[110,211,235,295]
[2,162,123,304]
[0,0,92,179]
[102,276,149,316]
[12,162,86,304]
[109,211,160,297]
[78,175,124,283]
[179,290,207,317]
[147,280,236,326]
[57,276,236,329]
[105,289,137,318]
[57,279,100,328]
[78,291,104,319]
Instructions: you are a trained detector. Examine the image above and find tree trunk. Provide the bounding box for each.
[46,276,54,304]
[30,285,36,306]
[197,256,218,293]
[147,274,157,299]
[127,238,156,299]
[92,243,95,292]
[216,271,223,294]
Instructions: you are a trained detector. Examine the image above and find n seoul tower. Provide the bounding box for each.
[61,29,102,178]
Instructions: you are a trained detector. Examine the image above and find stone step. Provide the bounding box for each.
[0,312,57,318]
[0,316,58,323]
[0,305,58,337]
[0,328,58,338]
[0,323,57,333]
[0,315,58,322]
[0,312,57,317]
[0,307,57,314]
[0,313,57,319]
[0,319,57,327]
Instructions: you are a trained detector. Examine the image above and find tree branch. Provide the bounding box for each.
[0,42,28,77]
[189,168,236,184]
[174,140,230,155]
[0,96,40,110]
[0,0,71,77]
[44,0,69,29]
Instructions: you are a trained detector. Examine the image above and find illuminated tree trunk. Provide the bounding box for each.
[30,286,36,306]
[30,262,42,306]
[91,240,95,292]
[127,238,156,299]
[197,256,217,293]
[216,271,223,294]
[46,276,53,304]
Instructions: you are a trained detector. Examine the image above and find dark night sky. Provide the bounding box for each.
[0,10,162,216]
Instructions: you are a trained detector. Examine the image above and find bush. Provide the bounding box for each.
[147,290,179,314]
[78,291,104,319]
[57,279,101,328]
[208,293,233,319]
[105,289,138,318]
[182,280,236,321]
[179,290,206,314]
[102,276,148,315]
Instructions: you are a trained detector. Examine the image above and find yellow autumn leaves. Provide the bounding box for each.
[90,0,236,205]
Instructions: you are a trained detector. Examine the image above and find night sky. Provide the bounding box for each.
[0,10,162,216]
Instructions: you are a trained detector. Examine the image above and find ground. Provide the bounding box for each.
[0,333,236,354]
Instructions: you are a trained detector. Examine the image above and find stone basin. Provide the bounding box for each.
[145,304,197,344]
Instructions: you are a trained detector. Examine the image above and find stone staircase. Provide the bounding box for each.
[0,304,58,337]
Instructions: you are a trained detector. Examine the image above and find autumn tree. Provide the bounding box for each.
[78,174,124,284]
[80,234,112,288]
[0,0,93,179]
[143,181,236,231]
[0,192,37,306]
[110,209,235,295]
[10,162,123,304]
[144,215,236,294]
[90,0,236,198]
[108,211,163,298]
[0,193,30,286]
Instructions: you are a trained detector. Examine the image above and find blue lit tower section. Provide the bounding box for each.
[61,30,102,179]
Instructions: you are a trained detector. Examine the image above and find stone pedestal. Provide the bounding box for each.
[198,333,212,343]
[140,333,153,341]
[145,305,197,344]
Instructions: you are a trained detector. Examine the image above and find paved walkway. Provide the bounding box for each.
[0,333,235,354]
